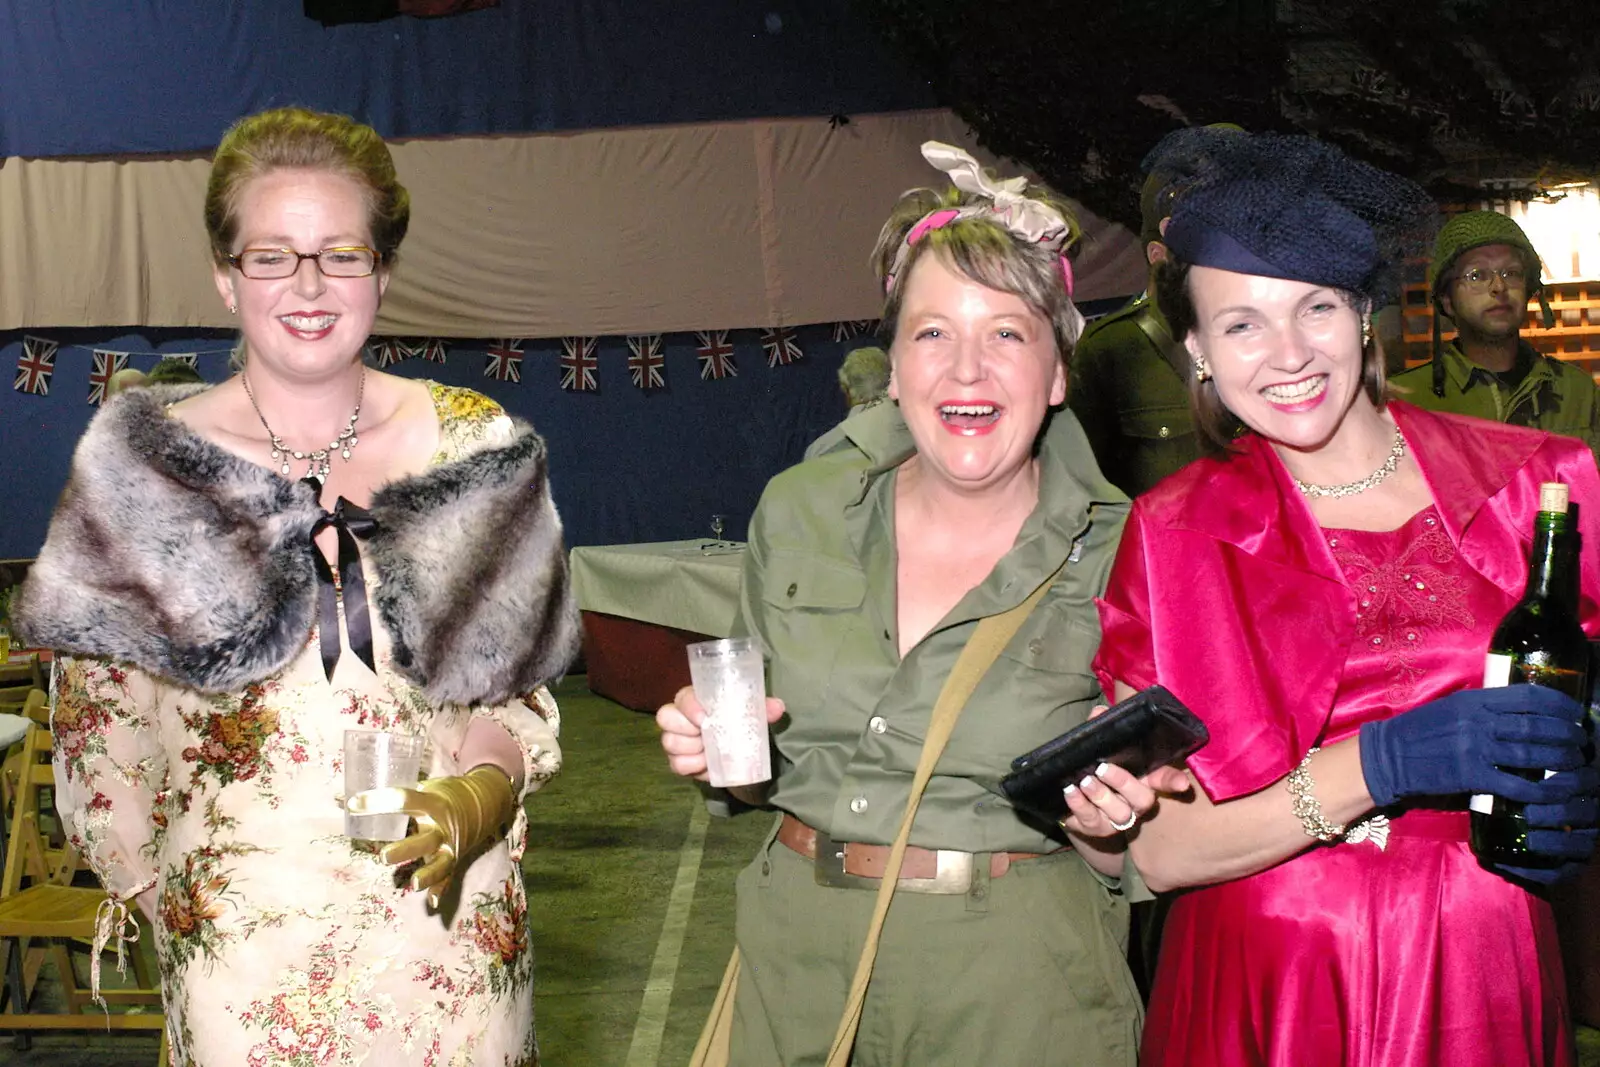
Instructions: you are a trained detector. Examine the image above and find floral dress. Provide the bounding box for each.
[51,383,563,1067]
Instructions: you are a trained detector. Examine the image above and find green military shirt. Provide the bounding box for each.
[803,397,888,461]
[1390,341,1600,464]
[740,401,1131,855]
[1068,297,1199,497]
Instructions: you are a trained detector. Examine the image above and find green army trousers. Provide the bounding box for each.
[728,820,1142,1066]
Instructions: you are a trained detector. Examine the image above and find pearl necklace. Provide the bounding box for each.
[1293,426,1407,500]
[242,370,364,482]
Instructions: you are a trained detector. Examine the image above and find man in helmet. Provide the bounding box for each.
[1391,210,1600,460]
[836,346,891,413]
[803,346,892,460]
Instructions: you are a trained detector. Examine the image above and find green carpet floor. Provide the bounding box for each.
[523,676,771,1067]
[7,677,1600,1065]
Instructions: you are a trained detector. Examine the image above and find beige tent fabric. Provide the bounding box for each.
[0,109,1144,337]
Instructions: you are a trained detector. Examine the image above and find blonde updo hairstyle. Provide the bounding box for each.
[870,184,1083,362]
[204,106,410,268]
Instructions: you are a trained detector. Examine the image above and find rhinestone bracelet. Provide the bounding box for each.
[1286,747,1347,842]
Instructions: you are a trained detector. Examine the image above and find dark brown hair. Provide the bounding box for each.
[1154,258,1387,455]
[205,107,410,266]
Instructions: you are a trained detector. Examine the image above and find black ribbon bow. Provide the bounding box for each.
[308,491,380,682]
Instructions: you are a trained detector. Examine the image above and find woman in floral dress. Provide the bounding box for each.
[15,108,579,1067]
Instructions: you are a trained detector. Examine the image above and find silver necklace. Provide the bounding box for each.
[242,370,364,482]
[1293,426,1407,499]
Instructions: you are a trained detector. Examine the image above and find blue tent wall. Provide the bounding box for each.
[0,328,862,557]
[0,0,934,157]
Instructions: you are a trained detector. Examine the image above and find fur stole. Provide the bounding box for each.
[15,384,580,706]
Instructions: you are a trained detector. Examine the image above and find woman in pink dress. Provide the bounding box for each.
[1083,130,1600,1065]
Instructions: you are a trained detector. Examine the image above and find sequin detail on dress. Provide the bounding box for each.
[1327,507,1475,705]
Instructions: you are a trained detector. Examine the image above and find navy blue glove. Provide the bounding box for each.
[1496,790,1600,885]
[1359,684,1591,808]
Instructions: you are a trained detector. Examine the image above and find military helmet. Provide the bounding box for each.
[1428,210,1543,300]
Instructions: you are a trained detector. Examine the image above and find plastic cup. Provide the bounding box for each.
[688,637,771,788]
[344,730,425,841]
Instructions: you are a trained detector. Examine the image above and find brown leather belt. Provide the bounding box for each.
[778,813,1058,893]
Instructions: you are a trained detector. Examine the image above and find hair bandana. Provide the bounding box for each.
[886,142,1077,302]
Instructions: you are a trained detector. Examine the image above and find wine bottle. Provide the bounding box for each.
[1469,482,1591,867]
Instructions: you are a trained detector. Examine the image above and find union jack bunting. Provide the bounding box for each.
[165,353,200,368]
[418,338,448,364]
[626,334,665,391]
[760,326,803,368]
[13,335,57,396]
[88,350,129,406]
[695,330,737,380]
[559,336,599,392]
[369,338,411,368]
[483,339,523,383]
[830,320,875,343]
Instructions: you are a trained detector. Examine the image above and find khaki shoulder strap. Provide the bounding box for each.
[1130,304,1193,386]
[825,559,1067,1065]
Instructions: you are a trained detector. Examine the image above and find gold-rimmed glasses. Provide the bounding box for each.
[1454,265,1527,293]
[226,245,381,280]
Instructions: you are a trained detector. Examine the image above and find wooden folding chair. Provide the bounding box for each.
[0,652,45,693]
[0,716,166,1062]
[0,690,44,873]
[0,686,37,711]
[1,691,59,880]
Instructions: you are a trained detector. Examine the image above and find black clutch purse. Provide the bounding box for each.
[998,685,1209,824]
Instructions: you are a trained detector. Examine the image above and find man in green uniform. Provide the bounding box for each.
[1067,131,1248,495]
[804,346,892,460]
[838,345,891,411]
[1391,210,1600,462]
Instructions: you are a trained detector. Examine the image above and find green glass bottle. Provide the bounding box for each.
[1469,482,1591,867]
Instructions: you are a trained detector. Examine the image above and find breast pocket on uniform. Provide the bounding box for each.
[1118,403,1193,444]
[759,551,868,712]
[992,612,1105,744]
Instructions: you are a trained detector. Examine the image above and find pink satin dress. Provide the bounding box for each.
[1140,505,1575,1067]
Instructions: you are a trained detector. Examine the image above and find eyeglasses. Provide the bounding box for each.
[1454,265,1527,292]
[227,246,381,280]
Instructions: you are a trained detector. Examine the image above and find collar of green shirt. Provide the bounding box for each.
[1438,339,1554,398]
[834,401,1127,618]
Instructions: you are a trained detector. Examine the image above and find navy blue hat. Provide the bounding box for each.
[1149,130,1435,307]
[1139,123,1246,244]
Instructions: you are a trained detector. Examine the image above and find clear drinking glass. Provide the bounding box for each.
[343,730,425,841]
[688,637,771,788]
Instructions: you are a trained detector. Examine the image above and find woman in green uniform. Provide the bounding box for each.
[657,143,1168,1066]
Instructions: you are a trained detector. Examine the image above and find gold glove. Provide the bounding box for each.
[345,765,516,907]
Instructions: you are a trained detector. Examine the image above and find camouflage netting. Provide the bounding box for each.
[853,0,1600,230]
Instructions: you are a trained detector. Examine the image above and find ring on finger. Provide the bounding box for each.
[1108,811,1139,832]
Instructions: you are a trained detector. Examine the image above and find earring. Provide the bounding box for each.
[1192,355,1212,382]
[228,303,238,315]
[1360,317,1372,349]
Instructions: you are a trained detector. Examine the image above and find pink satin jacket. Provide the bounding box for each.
[1095,400,1600,803]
